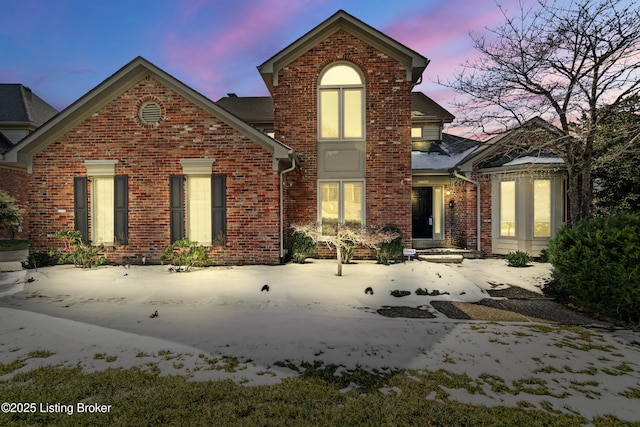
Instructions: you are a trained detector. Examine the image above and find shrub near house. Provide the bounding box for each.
[546,211,640,323]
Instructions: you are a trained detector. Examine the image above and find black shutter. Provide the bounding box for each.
[212,174,226,245]
[73,177,89,243]
[114,176,128,245]
[169,175,184,243]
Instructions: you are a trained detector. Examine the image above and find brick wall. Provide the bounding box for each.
[27,77,282,265]
[274,30,413,253]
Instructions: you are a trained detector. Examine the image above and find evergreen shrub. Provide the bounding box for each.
[546,211,640,322]
[505,250,533,267]
[290,230,316,264]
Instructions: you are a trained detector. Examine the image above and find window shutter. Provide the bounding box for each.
[211,174,226,245]
[74,177,89,243]
[169,175,184,242]
[114,176,128,245]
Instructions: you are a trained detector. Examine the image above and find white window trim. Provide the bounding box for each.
[84,160,117,176]
[317,179,366,227]
[83,161,118,246]
[318,62,365,141]
[180,158,215,175]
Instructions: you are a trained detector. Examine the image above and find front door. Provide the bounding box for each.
[412,187,433,239]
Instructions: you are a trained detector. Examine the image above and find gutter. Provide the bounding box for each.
[279,157,297,261]
[453,169,481,252]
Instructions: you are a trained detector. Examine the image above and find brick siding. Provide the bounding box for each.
[274,30,413,254]
[27,77,282,265]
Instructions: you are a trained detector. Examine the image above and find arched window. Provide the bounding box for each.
[318,62,364,140]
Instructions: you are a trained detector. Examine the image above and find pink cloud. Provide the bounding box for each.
[160,0,314,100]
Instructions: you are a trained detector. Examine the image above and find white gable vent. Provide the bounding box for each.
[139,101,162,125]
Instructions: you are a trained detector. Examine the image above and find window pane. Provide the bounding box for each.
[500,181,516,237]
[343,182,363,227]
[187,176,212,245]
[320,64,362,85]
[320,90,339,139]
[321,182,339,234]
[93,177,114,244]
[343,89,363,138]
[534,179,551,237]
[411,126,423,139]
[433,186,442,235]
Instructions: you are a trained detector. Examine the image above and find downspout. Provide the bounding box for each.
[279,157,296,261]
[453,170,481,252]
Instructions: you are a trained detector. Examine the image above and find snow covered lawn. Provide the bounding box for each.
[1,259,639,421]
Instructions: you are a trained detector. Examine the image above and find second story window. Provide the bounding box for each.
[319,63,364,140]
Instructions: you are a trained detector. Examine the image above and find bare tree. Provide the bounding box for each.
[291,223,400,276]
[442,0,640,223]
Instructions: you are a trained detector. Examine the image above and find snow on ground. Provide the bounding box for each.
[1,259,639,421]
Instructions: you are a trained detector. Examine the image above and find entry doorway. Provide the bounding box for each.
[412,187,433,239]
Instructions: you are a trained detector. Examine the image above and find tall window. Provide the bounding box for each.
[500,181,516,237]
[92,177,115,245]
[319,63,364,140]
[319,181,364,234]
[534,179,551,237]
[187,176,212,245]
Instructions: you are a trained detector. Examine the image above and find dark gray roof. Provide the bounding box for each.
[216,92,454,125]
[411,92,454,122]
[412,133,479,171]
[216,95,274,123]
[0,84,58,125]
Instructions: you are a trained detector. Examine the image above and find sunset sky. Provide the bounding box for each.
[2,0,554,130]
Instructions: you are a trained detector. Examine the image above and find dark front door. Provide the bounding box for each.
[412,187,433,239]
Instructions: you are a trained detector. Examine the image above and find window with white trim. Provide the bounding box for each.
[186,175,212,245]
[92,177,115,245]
[500,180,516,237]
[319,63,364,140]
[534,179,551,237]
[319,180,364,234]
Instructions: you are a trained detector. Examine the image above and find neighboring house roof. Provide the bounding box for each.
[0,132,13,154]
[411,92,454,124]
[1,57,294,172]
[457,117,567,172]
[412,133,479,172]
[0,84,58,125]
[216,92,453,125]
[258,9,429,94]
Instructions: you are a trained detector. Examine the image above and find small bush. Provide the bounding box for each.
[25,251,55,269]
[546,211,640,322]
[505,250,533,267]
[537,248,549,263]
[0,239,28,252]
[390,290,411,297]
[290,230,316,263]
[376,225,404,265]
[160,239,210,272]
[50,230,106,268]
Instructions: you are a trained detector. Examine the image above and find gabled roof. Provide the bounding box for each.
[2,57,294,171]
[457,117,567,172]
[258,10,429,94]
[0,84,58,126]
[411,92,454,123]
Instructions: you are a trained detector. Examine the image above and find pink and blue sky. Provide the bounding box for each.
[2,0,532,123]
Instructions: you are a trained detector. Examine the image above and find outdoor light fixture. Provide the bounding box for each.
[449,200,455,208]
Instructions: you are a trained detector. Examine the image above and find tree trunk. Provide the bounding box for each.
[336,244,343,276]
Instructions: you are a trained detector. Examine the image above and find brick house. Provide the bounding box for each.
[0,84,58,239]
[1,10,566,263]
